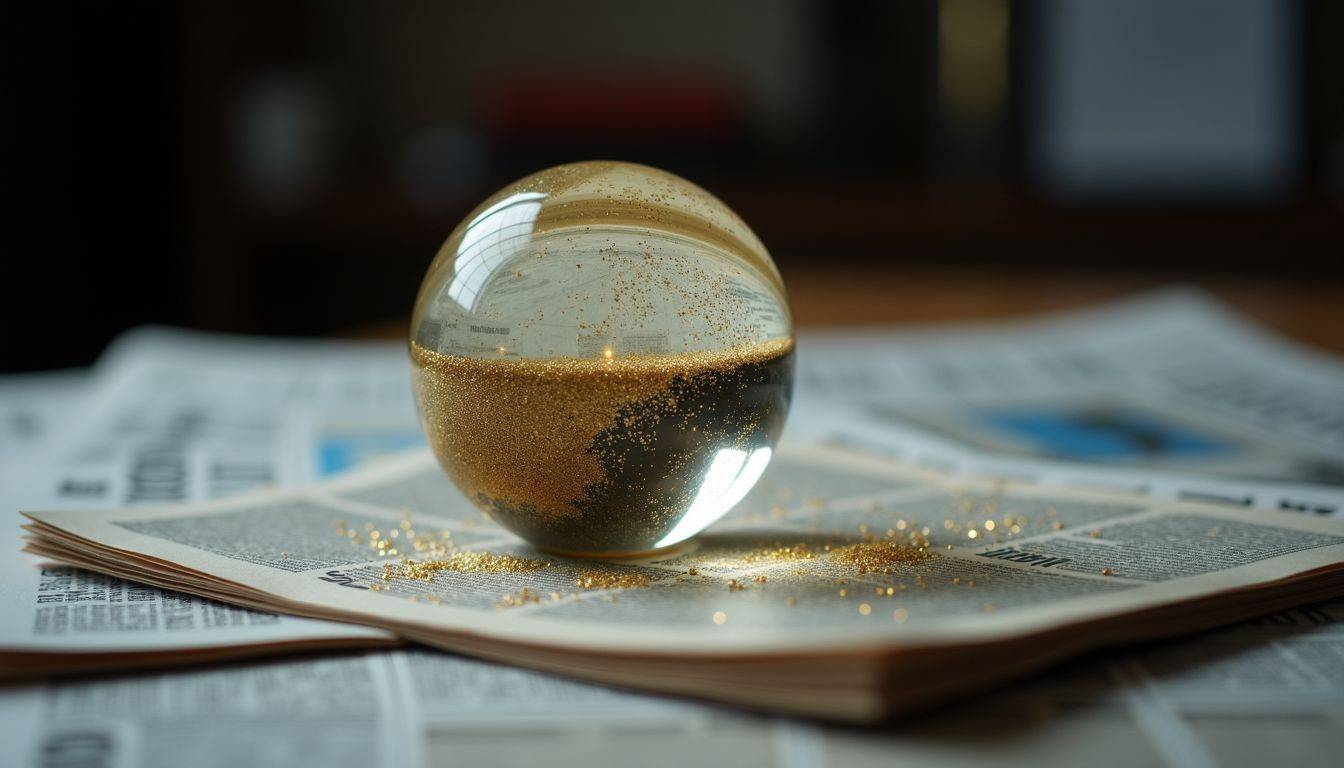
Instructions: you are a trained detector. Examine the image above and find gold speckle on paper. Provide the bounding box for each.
[384,551,551,581]
[741,543,816,565]
[496,588,542,609]
[833,540,934,575]
[574,570,651,591]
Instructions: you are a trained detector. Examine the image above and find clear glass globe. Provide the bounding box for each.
[410,161,793,557]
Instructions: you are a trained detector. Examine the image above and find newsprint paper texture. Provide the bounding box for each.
[3,611,1343,768]
[793,287,1344,506]
[0,328,414,669]
[22,442,1344,720]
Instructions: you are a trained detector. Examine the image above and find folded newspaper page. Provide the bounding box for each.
[4,593,1342,768]
[794,287,1344,510]
[1,328,413,674]
[21,442,1344,720]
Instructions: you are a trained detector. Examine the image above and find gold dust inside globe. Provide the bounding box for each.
[409,161,794,557]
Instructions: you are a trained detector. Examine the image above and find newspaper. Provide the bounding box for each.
[1,328,418,661]
[22,441,1344,719]
[793,288,1344,513]
[3,600,1341,768]
[3,293,1343,762]
[0,653,420,768]
[7,290,1339,663]
[0,369,87,477]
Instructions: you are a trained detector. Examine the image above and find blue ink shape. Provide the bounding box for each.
[977,409,1231,461]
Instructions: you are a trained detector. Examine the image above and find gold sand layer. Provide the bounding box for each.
[410,337,793,527]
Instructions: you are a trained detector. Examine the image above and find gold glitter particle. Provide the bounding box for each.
[574,570,652,590]
[385,551,550,581]
[712,611,727,625]
[892,608,909,622]
[727,579,747,592]
[340,514,456,560]
[858,603,872,615]
[741,543,815,565]
[1088,530,1102,538]
[1100,567,1115,576]
[496,588,541,609]
[834,540,934,575]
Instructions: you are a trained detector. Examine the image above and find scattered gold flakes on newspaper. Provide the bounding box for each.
[931,487,1045,544]
[741,543,816,565]
[496,587,542,609]
[336,515,454,558]
[574,570,651,590]
[385,551,551,581]
[833,540,933,575]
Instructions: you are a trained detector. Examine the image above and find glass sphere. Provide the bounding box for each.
[410,161,793,557]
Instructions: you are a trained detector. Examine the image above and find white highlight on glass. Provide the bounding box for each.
[655,447,772,549]
[447,191,547,312]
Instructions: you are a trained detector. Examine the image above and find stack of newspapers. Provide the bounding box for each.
[6,289,1344,725]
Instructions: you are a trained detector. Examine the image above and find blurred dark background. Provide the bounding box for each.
[8,0,1343,372]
